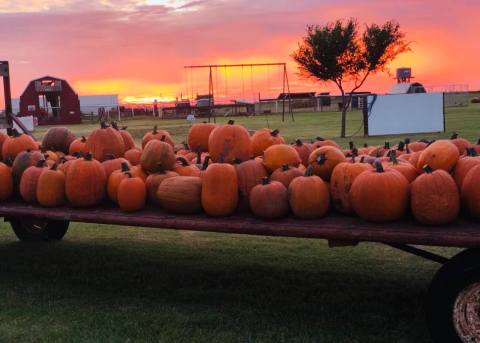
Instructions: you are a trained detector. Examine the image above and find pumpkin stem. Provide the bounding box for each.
[466,147,477,157]
[363,143,368,148]
[384,141,390,149]
[121,126,128,131]
[281,164,289,171]
[72,152,81,158]
[232,157,242,164]
[195,145,202,164]
[405,144,410,154]
[349,141,354,150]
[160,135,166,142]
[81,136,87,142]
[404,138,411,144]
[110,122,119,130]
[218,154,225,163]
[51,163,58,171]
[11,128,20,137]
[100,122,108,129]
[156,163,166,174]
[360,156,365,163]
[397,141,405,151]
[36,159,46,168]
[120,162,130,172]
[423,164,433,174]
[153,125,158,134]
[316,153,326,165]
[201,156,210,170]
[351,147,358,157]
[84,152,93,161]
[390,153,399,165]
[227,120,235,125]
[316,136,325,141]
[125,171,133,178]
[105,154,116,160]
[6,127,12,136]
[3,157,13,166]
[270,129,280,137]
[261,176,270,185]
[451,132,459,140]
[176,156,190,166]
[374,161,384,173]
[477,138,480,145]
[295,139,303,146]
[182,141,189,149]
[305,165,314,176]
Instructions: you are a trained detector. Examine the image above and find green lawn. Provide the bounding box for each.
[1,100,479,342]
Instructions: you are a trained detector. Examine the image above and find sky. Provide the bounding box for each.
[0,0,479,104]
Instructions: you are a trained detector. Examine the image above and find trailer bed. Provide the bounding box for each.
[0,201,479,248]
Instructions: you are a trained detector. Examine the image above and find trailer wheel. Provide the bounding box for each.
[427,249,480,343]
[9,217,69,242]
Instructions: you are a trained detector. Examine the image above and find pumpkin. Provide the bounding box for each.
[382,154,418,183]
[124,148,142,166]
[369,142,390,157]
[36,164,66,207]
[292,139,312,167]
[69,136,88,156]
[0,162,13,201]
[2,129,38,159]
[11,149,44,189]
[140,138,176,173]
[201,162,238,216]
[187,122,217,152]
[142,125,174,148]
[19,159,47,203]
[111,123,136,151]
[0,131,8,160]
[249,177,289,220]
[130,165,147,182]
[157,176,203,214]
[57,155,79,176]
[357,143,371,155]
[251,128,285,157]
[453,148,480,189]
[308,146,346,181]
[42,127,76,154]
[450,133,471,155]
[405,138,428,152]
[208,120,252,163]
[310,137,340,149]
[330,159,371,215]
[417,139,459,172]
[107,162,131,203]
[102,154,131,178]
[43,150,61,164]
[85,122,125,162]
[461,165,480,219]
[145,167,178,205]
[65,153,107,207]
[263,144,301,173]
[288,166,330,219]
[117,174,146,212]
[350,162,409,222]
[234,158,268,209]
[411,165,459,225]
[270,164,303,188]
[174,157,200,177]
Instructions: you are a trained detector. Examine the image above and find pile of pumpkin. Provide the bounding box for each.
[0,121,480,224]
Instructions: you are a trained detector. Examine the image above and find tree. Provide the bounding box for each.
[293,19,410,137]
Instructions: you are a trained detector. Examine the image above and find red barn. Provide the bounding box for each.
[19,76,81,125]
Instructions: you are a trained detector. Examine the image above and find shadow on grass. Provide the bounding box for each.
[0,237,434,342]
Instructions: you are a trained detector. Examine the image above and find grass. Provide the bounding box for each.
[1,99,479,342]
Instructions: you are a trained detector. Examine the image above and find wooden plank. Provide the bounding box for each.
[0,201,479,248]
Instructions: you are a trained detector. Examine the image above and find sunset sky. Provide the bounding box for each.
[0,0,479,104]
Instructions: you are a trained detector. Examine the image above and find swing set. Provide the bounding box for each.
[183,63,294,123]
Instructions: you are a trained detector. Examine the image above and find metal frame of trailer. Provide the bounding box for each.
[1,202,480,342]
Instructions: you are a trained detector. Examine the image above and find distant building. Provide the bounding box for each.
[388,82,427,94]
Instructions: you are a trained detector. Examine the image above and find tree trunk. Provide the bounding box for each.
[340,92,347,138]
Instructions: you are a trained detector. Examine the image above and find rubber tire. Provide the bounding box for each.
[9,217,69,242]
[426,249,480,343]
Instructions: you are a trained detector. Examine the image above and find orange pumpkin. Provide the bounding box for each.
[111,123,136,151]
[36,164,66,207]
[107,162,131,203]
[0,131,8,160]
[2,129,38,159]
[270,164,303,188]
[249,177,289,219]
[417,140,459,172]
[201,162,238,216]
[310,137,340,149]
[405,138,428,152]
[19,159,47,203]
[102,154,131,178]
[157,176,203,214]
[350,162,409,222]
[11,149,44,189]
[251,128,285,157]
[0,162,13,201]
[174,157,200,177]
[330,159,371,215]
[288,166,330,219]
[382,154,418,183]
[292,139,313,167]
[145,167,178,205]
[461,165,480,219]
[86,122,125,162]
[453,148,480,189]
[450,133,471,155]
[187,122,217,152]
[263,144,301,173]
[117,174,146,212]
[369,142,390,157]
[411,165,459,225]
[234,158,268,209]
[124,148,142,166]
[65,153,107,207]
[69,136,88,156]
[42,127,76,154]
[142,125,174,148]
[140,138,176,173]
[308,146,346,181]
[130,165,147,182]
[208,120,252,163]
